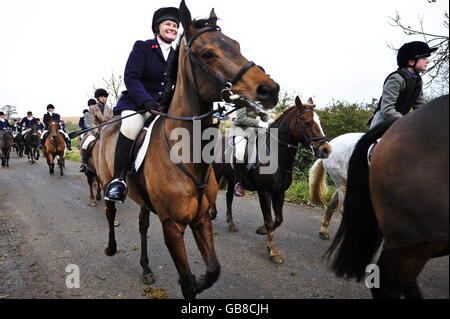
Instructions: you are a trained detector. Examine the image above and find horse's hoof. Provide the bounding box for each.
[142,273,155,285]
[269,255,284,264]
[89,202,97,207]
[104,246,116,256]
[114,218,120,227]
[228,224,239,232]
[319,232,329,240]
[96,194,102,201]
[255,226,267,235]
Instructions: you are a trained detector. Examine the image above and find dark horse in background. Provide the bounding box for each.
[14,127,25,157]
[211,96,332,263]
[96,1,279,299]
[0,128,14,167]
[24,123,40,164]
[327,95,449,299]
[43,119,66,176]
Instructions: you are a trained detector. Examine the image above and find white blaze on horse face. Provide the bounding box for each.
[313,112,325,136]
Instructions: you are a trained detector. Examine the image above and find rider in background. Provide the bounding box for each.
[36,118,44,134]
[78,89,113,173]
[19,111,38,137]
[0,111,11,130]
[231,106,274,197]
[104,7,179,203]
[368,41,437,129]
[40,104,72,150]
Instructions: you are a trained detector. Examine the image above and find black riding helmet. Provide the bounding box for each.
[152,7,180,35]
[47,104,55,110]
[87,98,97,106]
[95,88,109,98]
[397,41,438,68]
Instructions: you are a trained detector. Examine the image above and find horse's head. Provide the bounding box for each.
[291,96,331,158]
[49,120,59,138]
[177,0,279,114]
[30,123,39,136]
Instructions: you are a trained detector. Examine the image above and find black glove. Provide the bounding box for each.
[143,99,160,111]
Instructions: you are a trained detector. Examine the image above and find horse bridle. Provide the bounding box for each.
[185,24,256,98]
[295,108,328,147]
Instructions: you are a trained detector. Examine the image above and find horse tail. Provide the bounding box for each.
[309,159,328,206]
[326,119,395,281]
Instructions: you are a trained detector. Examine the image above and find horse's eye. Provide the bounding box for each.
[201,50,216,60]
[305,122,313,128]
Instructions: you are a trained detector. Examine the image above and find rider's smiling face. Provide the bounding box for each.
[158,20,178,43]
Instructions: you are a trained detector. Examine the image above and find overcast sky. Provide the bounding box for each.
[0,0,448,118]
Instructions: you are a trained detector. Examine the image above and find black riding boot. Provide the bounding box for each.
[79,149,88,172]
[65,136,72,151]
[233,162,245,197]
[104,133,134,203]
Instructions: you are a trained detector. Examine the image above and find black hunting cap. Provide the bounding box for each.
[47,104,55,110]
[0,111,4,116]
[397,41,438,67]
[152,7,180,34]
[87,98,97,106]
[95,88,109,98]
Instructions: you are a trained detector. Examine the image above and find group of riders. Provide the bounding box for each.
[1,6,437,208]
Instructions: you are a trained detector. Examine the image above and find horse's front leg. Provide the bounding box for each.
[86,172,96,207]
[104,200,117,256]
[225,178,238,232]
[139,207,155,285]
[47,153,54,175]
[190,213,221,295]
[58,155,64,176]
[161,218,197,299]
[95,177,102,201]
[258,191,283,264]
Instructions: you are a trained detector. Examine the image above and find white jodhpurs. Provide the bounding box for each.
[40,130,48,139]
[234,136,247,162]
[82,135,96,150]
[120,110,152,140]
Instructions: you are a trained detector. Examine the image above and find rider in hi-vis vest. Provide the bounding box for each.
[104,7,179,203]
[79,90,113,173]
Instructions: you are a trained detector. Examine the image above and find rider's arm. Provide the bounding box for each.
[234,107,260,128]
[379,73,405,121]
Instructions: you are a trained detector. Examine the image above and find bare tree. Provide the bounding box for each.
[1,105,18,119]
[388,6,449,95]
[91,71,125,108]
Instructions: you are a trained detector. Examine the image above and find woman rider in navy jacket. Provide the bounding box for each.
[105,7,179,203]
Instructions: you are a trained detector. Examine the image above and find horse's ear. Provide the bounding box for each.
[209,8,218,25]
[179,0,194,39]
[307,97,314,106]
[295,96,303,108]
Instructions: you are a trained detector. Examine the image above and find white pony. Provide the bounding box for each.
[309,132,364,239]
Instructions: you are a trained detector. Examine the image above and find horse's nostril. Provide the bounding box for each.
[256,84,279,102]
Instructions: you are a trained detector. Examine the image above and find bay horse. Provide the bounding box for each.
[210,96,332,263]
[327,95,449,299]
[43,119,65,176]
[309,132,363,239]
[0,128,14,167]
[24,123,40,164]
[96,1,279,299]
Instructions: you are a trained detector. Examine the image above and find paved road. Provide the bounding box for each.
[0,154,448,299]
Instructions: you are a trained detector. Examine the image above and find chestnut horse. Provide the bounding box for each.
[327,95,449,299]
[96,1,279,299]
[210,96,331,263]
[43,119,65,176]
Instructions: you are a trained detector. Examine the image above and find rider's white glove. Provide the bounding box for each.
[258,119,274,129]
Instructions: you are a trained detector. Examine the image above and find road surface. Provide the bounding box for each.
[0,153,448,299]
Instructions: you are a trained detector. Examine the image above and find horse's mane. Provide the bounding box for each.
[158,18,220,112]
[271,102,315,128]
[271,106,297,128]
